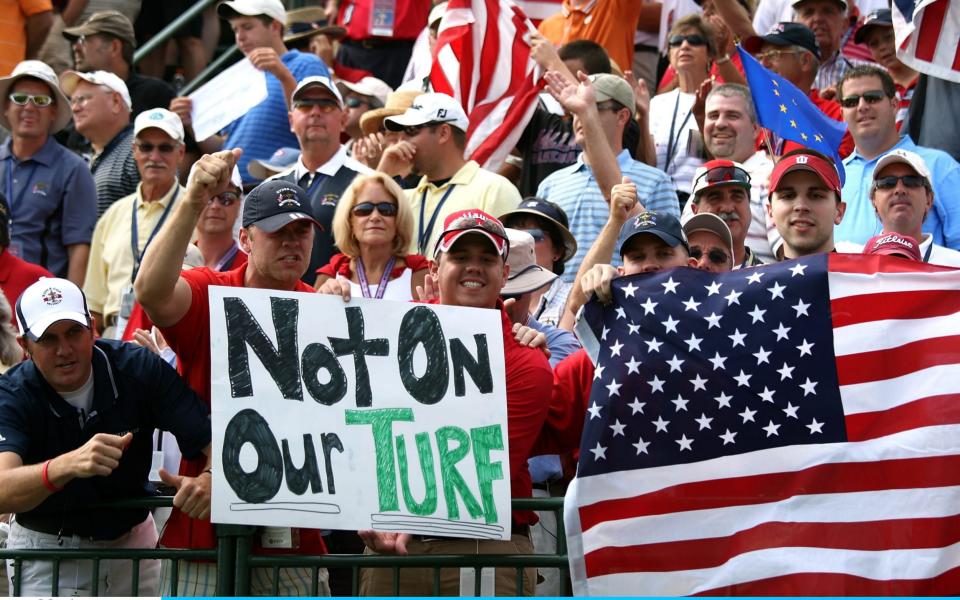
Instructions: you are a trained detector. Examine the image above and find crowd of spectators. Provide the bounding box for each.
[0,0,958,595]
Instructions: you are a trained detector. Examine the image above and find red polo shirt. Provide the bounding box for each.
[337,0,430,41]
[158,262,325,553]
[0,249,52,325]
[535,348,594,456]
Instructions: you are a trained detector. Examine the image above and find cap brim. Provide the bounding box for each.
[384,112,432,131]
[499,208,578,262]
[24,312,90,342]
[621,230,688,256]
[284,25,347,44]
[435,229,507,258]
[361,108,405,135]
[853,21,890,43]
[501,266,558,295]
[247,160,290,180]
[252,211,322,233]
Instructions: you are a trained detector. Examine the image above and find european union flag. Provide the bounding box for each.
[736,45,847,183]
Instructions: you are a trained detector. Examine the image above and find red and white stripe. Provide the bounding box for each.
[564,255,960,596]
[514,0,563,26]
[892,0,960,83]
[431,0,545,171]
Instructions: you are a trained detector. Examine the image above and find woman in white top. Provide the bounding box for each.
[315,173,429,301]
[649,14,716,205]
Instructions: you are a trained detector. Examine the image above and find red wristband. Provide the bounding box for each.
[41,459,63,493]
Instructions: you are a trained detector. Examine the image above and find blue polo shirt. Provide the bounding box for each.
[225,50,330,183]
[837,135,960,249]
[537,150,679,283]
[0,340,211,540]
[0,136,97,278]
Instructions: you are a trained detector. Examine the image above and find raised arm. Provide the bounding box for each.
[135,149,242,327]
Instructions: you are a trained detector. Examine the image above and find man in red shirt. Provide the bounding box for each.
[743,22,854,158]
[357,209,553,596]
[134,149,328,596]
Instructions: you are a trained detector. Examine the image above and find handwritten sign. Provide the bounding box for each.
[189,58,268,142]
[208,288,512,540]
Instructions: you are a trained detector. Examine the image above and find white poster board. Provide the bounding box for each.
[189,58,268,142]
[208,287,512,540]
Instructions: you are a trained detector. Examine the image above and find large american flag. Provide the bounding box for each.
[565,254,960,595]
[892,0,960,83]
[431,0,544,171]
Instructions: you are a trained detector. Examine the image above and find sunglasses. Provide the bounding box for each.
[292,98,340,113]
[522,228,547,242]
[9,92,53,107]
[690,246,730,266]
[402,120,453,136]
[696,165,752,188]
[209,191,240,206]
[874,175,927,190]
[839,90,888,109]
[135,142,179,154]
[345,97,370,108]
[352,201,397,216]
[668,34,708,48]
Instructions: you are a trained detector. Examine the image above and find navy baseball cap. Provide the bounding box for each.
[499,197,577,262]
[241,179,322,233]
[743,22,820,61]
[619,211,690,257]
[854,9,892,44]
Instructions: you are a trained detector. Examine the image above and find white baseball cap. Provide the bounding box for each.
[60,70,132,110]
[291,75,343,108]
[384,92,468,133]
[500,229,557,295]
[873,148,932,187]
[134,108,184,142]
[217,0,285,23]
[16,278,92,341]
[0,60,73,133]
[338,76,392,108]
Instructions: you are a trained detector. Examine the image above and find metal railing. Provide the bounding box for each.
[0,496,569,597]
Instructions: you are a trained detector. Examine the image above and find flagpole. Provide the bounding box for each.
[762,127,780,163]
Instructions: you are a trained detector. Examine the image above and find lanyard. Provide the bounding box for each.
[214,242,241,272]
[130,187,179,282]
[664,92,694,177]
[922,241,933,263]
[418,184,457,255]
[356,256,396,299]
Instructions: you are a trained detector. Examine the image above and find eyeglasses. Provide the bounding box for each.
[352,201,398,216]
[668,34,708,48]
[690,246,730,266]
[874,175,927,190]
[209,191,240,206]
[522,228,547,242]
[292,98,340,113]
[402,120,454,137]
[839,90,888,108]
[695,165,752,188]
[596,101,624,113]
[69,93,106,108]
[135,142,179,154]
[8,92,53,107]
[345,97,370,109]
[755,49,799,62]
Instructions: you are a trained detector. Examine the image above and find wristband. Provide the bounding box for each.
[41,459,63,493]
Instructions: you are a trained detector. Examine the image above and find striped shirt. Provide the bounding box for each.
[537,150,679,283]
[90,126,140,216]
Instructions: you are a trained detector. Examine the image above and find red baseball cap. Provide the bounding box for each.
[769,152,842,196]
[862,232,921,261]
[434,209,509,258]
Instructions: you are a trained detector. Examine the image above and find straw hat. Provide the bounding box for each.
[283,6,346,44]
[359,90,421,135]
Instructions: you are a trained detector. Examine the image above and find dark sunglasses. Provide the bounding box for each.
[135,141,178,154]
[402,120,454,136]
[8,92,53,107]
[522,228,547,242]
[668,34,708,48]
[345,97,369,108]
[293,98,340,113]
[209,191,240,206]
[695,165,752,188]
[352,201,398,217]
[839,90,888,108]
[690,246,730,266]
[874,175,927,190]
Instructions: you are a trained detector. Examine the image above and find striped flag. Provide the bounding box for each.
[431,0,545,171]
[514,0,563,26]
[565,254,960,594]
[892,0,960,83]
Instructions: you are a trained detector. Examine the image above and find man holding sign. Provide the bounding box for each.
[0,277,212,596]
[356,209,552,597]
[134,149,329,595]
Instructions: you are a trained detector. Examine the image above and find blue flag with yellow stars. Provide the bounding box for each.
[736,45,847,184]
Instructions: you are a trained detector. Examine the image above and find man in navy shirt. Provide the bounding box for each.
[0,277,212,596]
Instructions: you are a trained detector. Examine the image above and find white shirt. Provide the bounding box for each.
[650,88,703,196]
[835,234,960,267]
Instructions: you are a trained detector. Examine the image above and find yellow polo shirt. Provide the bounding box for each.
[84,182,185,320]
[407,160,521,256]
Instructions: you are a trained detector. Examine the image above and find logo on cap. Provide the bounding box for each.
[41,287,63,305]
[795,155,809,164]
[437,108,447,118]
[149,111,164,120]
[275,187,301,207]
[634,211,657,228]
[771,23,785,33]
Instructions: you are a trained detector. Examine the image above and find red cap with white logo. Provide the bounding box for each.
[770,151,842,196]
[434,209,509,259]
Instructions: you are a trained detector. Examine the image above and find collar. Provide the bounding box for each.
[918,232,933,254]
[294,145,348,180]
[0,135,61,166]
[574,148,632,171]
[846,135,913,166]
[563,0,597,14]
[135,181,182,209]
[97,124,134,159]
[415,160,480,192]
[37,342,119,420]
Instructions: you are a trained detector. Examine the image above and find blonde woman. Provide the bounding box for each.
[316,172,428,300]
